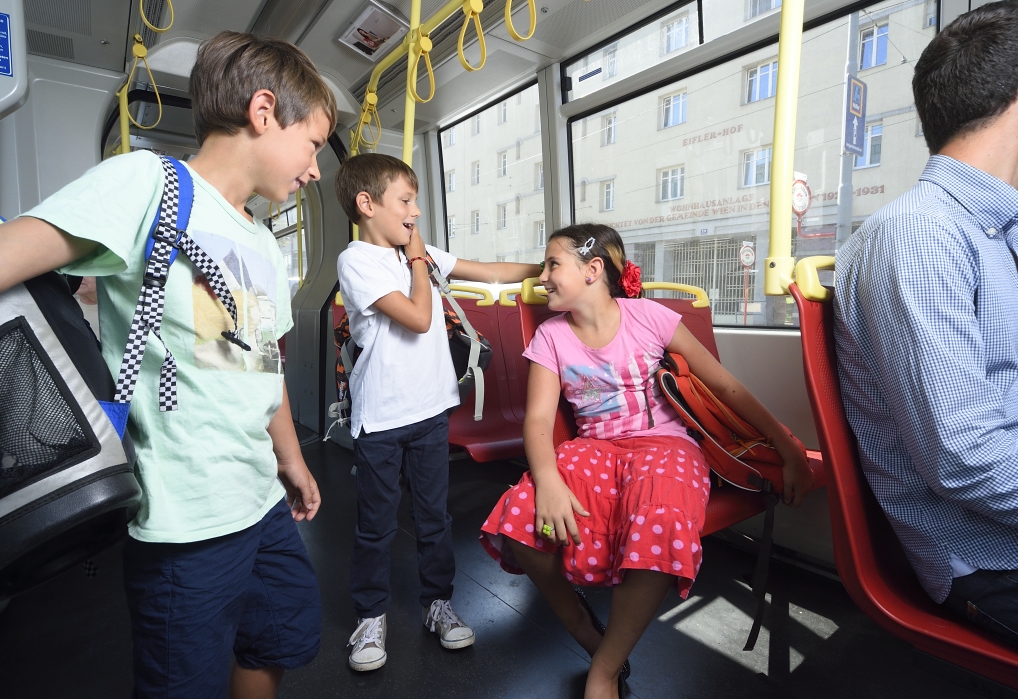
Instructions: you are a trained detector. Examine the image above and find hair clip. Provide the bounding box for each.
[578,237,596,255]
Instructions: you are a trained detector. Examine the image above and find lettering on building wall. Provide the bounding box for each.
[683,124,744,147]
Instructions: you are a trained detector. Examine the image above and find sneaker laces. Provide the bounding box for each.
[429,599,465,630]
[348,616,384,648]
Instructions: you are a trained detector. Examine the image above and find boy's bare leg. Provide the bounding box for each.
[229,666,283,699]
[505,539,603,656]
[585,569,674,699]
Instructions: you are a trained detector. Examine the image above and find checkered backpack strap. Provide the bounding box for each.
[113,156,247,413]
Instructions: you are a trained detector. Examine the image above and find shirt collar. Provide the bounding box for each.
[919,155,1018,240]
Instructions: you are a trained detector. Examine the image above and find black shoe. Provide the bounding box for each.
[574,587,631,682]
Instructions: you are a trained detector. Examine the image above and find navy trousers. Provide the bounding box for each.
[351,412,455,618]
[945,568,1018,648]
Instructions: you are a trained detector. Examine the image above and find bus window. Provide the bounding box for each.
[569,0,935,327]
[439,83,545,264]
[247,195,311,300]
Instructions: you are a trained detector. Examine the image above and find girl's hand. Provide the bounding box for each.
[778,446,813,507]
[533,475,589,547]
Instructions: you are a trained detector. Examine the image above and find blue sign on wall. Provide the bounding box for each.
[844,77,867,156]
[0,13,12,78]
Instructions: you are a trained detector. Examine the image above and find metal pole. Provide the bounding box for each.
[763,0,806,296]
[403,0,422,165]
[836,12,860,248]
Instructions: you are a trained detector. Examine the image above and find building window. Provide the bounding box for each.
[603,115,617,145]
[860,24,888,70]
[602,180,615,211]
[443,127,456,146]
[497,204,507,229]
[924,0,937,27]
[471,210,480,234]
[445,170,456,192]
[498,151,508,177]
[471,161,480,185]
[746,60,778,103]
[604,43,618,78]
[661,93,687,129]
[536,220,546,247]
[536,162,544,190]
[659,166,685,201]
[664,16,689,53]
[499,100,508,124]
[742,148,772,186]
[750,0,781,17]
[855,122,883,168]
[447,216,456,238]
[472,113,481,135]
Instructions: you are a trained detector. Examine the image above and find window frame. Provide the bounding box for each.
[663,14,690,54]
[602,180,616,211]
[499,100,509,124]
[660,92,687,129]
[860,23,889,70]
[536,162,544,190]
[497,203,507,229]
[498,151,508,177]
[854,121,883,169]
[745,59,778,104]
[741,147,772,187]
[603,114,617,145]
[537,220,546,248]
[658,165,685,201]
[447,215,456,238]
[445,170,456,192]
[749,0,781,19]
[471,160,480,185]
[604,43,618,79]
[471,210,480,234]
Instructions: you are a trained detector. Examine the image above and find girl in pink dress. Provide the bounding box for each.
[480,224,812,699]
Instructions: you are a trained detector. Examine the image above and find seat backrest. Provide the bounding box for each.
[790,281,1018,688]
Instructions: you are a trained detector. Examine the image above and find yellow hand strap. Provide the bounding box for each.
[458,0,486,72]
[408,33,436,103]
[124,35,162,131]
[351,91,383,155]
[505,0,536,41]
[139,0,174,32]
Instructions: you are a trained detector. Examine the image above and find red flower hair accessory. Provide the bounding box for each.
[621,260,642,298]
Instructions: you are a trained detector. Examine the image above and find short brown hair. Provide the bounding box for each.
[190,31,338,146]
[335,153,419,224]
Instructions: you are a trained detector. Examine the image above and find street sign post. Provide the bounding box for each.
[844,76,867,157]
[739,244,755,326]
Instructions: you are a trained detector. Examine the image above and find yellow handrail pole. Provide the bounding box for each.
[402,0,423,165]
[116,84,130,155]
[763,0,806,296]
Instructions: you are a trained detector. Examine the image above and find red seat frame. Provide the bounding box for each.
[518,296,824,536]
[791,281,1018,689]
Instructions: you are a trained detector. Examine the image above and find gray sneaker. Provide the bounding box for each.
[423,599,475,649]
[348,614,387,671]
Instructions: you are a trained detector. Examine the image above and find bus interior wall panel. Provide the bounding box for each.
[24,0,130,73]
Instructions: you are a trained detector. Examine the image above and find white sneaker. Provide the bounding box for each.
[423,599,475,650]
[348,615,387,671]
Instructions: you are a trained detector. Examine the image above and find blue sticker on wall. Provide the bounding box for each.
[0,13,12,78]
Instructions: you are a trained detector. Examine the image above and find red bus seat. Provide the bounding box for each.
[518,287,823,536]
[790,279,1018,690]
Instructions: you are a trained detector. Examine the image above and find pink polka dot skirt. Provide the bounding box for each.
[480,436,709,598]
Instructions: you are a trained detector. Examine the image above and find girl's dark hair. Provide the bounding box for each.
[548,223,628,298]
[913,1,1018,153]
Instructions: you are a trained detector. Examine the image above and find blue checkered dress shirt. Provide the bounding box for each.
[834,155,1018,603]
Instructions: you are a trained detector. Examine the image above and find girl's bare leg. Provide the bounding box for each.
[585,569,675,699]
[505,539,604,656]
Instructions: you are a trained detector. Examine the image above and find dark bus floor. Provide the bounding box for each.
[0,433,1011,699]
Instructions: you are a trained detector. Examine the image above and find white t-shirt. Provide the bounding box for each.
[337,241,460,437]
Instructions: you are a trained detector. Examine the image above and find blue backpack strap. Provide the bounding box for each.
[142,158,193,266]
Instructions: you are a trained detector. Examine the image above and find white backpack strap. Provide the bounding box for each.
[429,262,485,421]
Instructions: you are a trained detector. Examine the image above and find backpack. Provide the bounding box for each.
[330,253,493,433]
[656,350,809,651]
[0,156,245,598]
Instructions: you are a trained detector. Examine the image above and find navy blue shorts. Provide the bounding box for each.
[123,499,322,699]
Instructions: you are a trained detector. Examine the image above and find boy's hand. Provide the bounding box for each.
[278,457,321,522]
[406,225,426,260]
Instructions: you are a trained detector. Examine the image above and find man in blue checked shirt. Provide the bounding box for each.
[835,1,1018,647]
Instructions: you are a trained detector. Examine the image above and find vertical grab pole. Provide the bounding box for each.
[116,85,131,155]
[403,0,423,166]
[763,0,806,296]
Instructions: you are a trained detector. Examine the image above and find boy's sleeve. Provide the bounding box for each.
[338,249,400,316]
[425,244,457,279]
[23,150,164,278]
[522,322,561,376]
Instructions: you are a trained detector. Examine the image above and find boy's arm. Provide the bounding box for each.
[668,323,813,506]
[449,259,542,284]
[268,384,320,522]
[0,217,98,294]
[371,227,432,333]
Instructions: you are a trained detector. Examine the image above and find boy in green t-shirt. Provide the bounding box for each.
[0,32,337,699]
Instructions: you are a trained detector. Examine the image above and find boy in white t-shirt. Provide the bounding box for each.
[335,153,540,671]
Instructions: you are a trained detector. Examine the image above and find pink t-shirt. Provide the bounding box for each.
[523,298,697,446]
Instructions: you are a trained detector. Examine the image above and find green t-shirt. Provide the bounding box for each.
[25,150,290,543]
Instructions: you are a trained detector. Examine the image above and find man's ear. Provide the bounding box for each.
[355,191,374,220]
[248,89,278,135]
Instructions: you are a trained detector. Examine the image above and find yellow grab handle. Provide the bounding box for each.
[351,92,383,156]
[449,284,495,306]
[794,256,835,302]
[458,0,486,72]
[505,0,536,41]
[641,282,711,309]
[140,0,174,33]
[408,34,436,103]
[520,277,548,305]
[498,287,521,307]
[120,35,163,134]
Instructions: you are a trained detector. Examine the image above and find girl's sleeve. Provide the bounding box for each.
[522,322,561,376]
[638,298,683,349]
